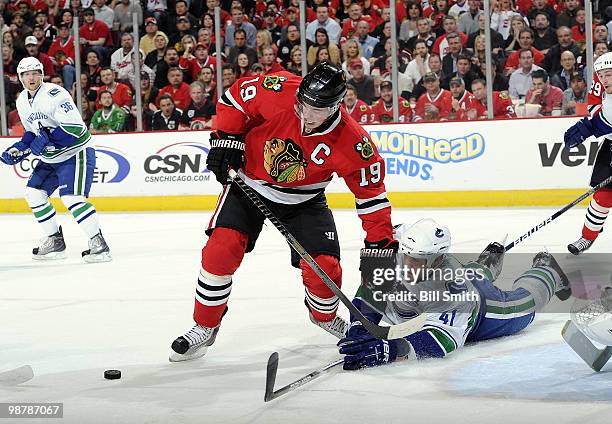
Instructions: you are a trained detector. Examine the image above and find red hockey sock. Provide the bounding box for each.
[582,189,612,240]
[301,254,342,322]
[193,228,248,327]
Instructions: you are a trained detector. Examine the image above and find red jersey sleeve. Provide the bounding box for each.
[589,72,603,116]
[335,122,393,243]
[216,72,298,135]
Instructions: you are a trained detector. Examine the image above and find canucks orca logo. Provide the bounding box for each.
[435,228,444,238]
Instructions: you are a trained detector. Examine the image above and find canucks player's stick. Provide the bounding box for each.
[264,352,343,402]
[561,320,612,371]
[229,170,426,340]
[0,365,34,386]
[505,174,612,251]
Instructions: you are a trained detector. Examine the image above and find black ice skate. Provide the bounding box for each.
[532,252,572,301]
[32,226,67,260]
[567,237,594,256]
[170,324,220,362]
[82,231,111,263]
[309,312,349,339]
[475,241,505,280]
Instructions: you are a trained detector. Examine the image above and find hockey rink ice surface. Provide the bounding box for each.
[1,207,612,424]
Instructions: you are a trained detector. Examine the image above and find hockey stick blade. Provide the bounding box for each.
[229,170,426,340]
[0,365,34,386]
[264,352,280,402]
[505,174,612,252]
[264,352,343,402]
[562,320,612,372]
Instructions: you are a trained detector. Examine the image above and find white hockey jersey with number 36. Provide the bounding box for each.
[17,83,91,164]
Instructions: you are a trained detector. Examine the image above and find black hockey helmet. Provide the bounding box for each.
[297,63,347,108]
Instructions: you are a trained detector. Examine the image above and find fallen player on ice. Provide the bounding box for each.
[337,218,573,370]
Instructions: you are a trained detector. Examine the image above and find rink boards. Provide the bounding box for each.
[0,116,594,212]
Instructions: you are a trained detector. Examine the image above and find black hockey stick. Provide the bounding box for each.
[505,174,612,252]
[264,352,343,402]
[229,170,426,340]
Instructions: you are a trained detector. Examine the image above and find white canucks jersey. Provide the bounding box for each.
[17,83,91,164]
[360,224,482,357]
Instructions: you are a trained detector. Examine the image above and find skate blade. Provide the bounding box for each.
[169,346,209,363]
[82,252,112,263]
[32,251,67,261]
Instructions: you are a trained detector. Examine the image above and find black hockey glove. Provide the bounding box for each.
[206,131,245,184]
[360,239,399,293]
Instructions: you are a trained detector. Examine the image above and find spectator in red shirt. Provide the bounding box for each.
[24,36,53,82]
[96,67,133,110]
[179,43,218,81]
[447,76,476,121]
[504,29,545,77]
[48,23,76,91]
[525,69,564,116]
[469,79,516,119]
[432,15,468,60]
[158,67,191,110]
[372,81,414,123]
[261,46,285,74]
[570,7,594,46]
[341,3,373,41]
[414,71,453,121]
[343,84,374,125]
[79,7,111,64]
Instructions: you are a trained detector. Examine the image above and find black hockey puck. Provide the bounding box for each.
[104,369,121,380]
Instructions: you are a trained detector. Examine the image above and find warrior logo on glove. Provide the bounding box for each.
[263,137,307,183]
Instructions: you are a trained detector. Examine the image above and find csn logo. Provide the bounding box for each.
[12,147,129,184]
[145,142,210,174]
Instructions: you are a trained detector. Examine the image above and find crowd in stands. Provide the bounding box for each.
[0,0,603,132]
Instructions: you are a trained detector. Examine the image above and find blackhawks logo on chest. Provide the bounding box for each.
[263,137,307,183]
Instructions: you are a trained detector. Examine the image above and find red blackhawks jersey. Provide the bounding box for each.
[470,91,516,119]
[344,100,374,124]
[414,89,453,122]
[371,97,413,123]
[589,71,603,116]
[448,90,476,120]
[217,72,393,242]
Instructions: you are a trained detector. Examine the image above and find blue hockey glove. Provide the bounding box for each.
[564,118,594,149]
[0,142,31,165]
[30,130,51,156]
[338,325,408,370]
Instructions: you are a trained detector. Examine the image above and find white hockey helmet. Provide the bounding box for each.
[571,287,612,347]
[17,57,44,87]
[594,52,612,73]
[398,218,451,267]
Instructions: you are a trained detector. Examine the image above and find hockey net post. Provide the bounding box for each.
[561,320,612,372]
